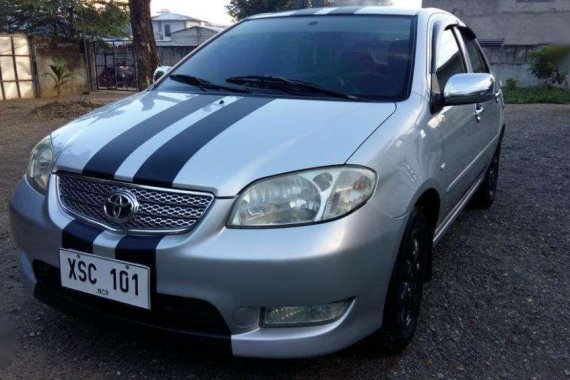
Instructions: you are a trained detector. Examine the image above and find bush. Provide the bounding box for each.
[505,78,518,91]
[528,45,570,87]
[46,56,73,97]
[503,87,570,104]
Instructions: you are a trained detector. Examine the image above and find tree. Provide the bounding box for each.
[0,0,130,40]
[528,45,570,87]
[129,0,159,91]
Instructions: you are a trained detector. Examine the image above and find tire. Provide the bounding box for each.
[470,141,502,209]
[376,208,430,354]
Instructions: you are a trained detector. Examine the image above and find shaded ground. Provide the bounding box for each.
[0,95,569,379]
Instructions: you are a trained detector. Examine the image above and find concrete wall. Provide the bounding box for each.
[423,0,570,45]
[482,45,544,86]
[33,38,90,97]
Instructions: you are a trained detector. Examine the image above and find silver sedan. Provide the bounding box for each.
[10,6,504,358]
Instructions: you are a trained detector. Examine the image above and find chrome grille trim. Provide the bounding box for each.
[56,173,215,234]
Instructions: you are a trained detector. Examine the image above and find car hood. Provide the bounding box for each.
[52,91,395,196]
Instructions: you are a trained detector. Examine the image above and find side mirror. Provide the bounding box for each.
[153,66,172,82]
[443,73,495,105]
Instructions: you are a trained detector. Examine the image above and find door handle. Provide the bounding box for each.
[494,91,501,103]
[474,104,484,123]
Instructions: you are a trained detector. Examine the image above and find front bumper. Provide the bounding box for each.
[31,259,231,353]
[10,176,407,358]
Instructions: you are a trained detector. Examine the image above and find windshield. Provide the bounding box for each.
[159,15,415,101]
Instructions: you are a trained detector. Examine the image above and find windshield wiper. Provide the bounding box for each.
[169,74,250,94]
[226,75,359,100]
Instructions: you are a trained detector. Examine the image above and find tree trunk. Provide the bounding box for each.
[129,0,159,91]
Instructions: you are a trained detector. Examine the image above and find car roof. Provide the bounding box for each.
[247,6,447,20]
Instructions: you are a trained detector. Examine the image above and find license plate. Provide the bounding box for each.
[59,249,150,310]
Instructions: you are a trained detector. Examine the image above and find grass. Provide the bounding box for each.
[503,86,570,104]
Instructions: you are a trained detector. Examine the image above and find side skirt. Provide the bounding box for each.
[433,175,483,245]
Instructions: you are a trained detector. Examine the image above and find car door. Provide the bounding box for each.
[456,27,503,177]
[430,26,481,218]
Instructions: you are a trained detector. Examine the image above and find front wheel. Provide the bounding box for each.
[376,208,430,354]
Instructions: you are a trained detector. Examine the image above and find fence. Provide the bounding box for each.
[0,34,36,100]
[91,42,195,91]
[93,40,138,91]
[5,34,558,99]
[0,33,212,100]
[157,46,195,67]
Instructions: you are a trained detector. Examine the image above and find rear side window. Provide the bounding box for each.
[460,30,489,73]
[435,28,465,91]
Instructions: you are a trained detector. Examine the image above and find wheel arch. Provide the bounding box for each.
[412,187,441,282]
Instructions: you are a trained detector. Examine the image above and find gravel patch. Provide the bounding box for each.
[32,100,101,120]
[0,100,568,379]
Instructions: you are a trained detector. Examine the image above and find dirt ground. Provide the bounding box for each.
[0,93,569,379]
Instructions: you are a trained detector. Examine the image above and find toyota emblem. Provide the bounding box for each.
[103,191,139,223]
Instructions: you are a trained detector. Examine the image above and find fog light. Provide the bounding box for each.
[262,300,351,327]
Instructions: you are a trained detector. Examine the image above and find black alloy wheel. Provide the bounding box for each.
[376,208,430,354]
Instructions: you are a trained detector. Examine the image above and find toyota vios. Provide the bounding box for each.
[10,7,504,358]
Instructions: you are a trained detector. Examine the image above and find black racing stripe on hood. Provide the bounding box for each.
[82,94,224,180]
[132,96,275,188]
[329,6,364,14]
[62,220,104,253]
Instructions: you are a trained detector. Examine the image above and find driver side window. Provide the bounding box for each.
[435,28,466,92]
[460,30,490,74]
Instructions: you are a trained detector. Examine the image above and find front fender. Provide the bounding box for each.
[347,93,444,219]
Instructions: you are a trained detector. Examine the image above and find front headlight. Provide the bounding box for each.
[228,166,376,227]
[26,135,54,194]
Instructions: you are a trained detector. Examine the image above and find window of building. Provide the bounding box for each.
[164,24,171,37]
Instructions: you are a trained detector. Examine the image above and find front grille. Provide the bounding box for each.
[57,173,214,234]
[33,261,230,336]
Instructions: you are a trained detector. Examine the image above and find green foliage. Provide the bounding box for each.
[528,45,570,87]
[0,0,130,39]
[47,56,73,96]
[503,87,570,104]
[505,78,518,91]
